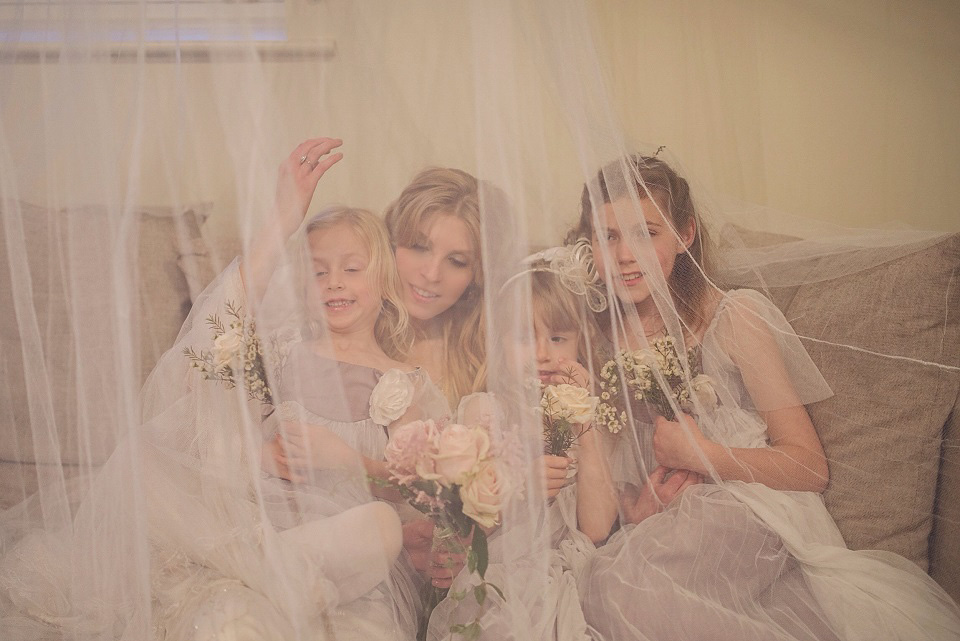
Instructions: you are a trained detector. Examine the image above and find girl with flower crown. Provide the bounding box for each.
[421,249,611,641]
[567,154,960,641]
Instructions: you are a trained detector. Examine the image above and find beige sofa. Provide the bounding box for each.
[1,202,957,605]
[728,231,960,603]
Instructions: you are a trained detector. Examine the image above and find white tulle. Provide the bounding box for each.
[1,2,958,640]
[0,260,453,639]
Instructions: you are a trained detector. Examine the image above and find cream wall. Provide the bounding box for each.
[2,0,957,258]
[592,0,960,232]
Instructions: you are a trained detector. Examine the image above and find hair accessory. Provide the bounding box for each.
[654,145,666,157]
[502,238,608,312]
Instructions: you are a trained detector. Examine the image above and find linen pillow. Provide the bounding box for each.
[783,234,960,571]
[0,200,211,468]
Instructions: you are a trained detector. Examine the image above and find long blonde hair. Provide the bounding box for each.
[303,206,411,359]
[384,168,487,405]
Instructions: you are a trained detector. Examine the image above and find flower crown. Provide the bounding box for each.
[501,237,608,312]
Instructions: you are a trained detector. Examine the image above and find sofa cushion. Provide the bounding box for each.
[0,200,211,467]
[931,391,960,604]
[779,234,960,570]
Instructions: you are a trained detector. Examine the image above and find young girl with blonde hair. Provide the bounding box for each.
[426,249,609,641]
[249,146,457,641]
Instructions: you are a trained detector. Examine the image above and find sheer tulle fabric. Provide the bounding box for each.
[578,291,959,641]
[1,1,959,640]
[0,260,451,639]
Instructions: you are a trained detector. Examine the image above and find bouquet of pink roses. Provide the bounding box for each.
[384,418,515,640]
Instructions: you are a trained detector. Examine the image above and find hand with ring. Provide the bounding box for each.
[273,137,344,239]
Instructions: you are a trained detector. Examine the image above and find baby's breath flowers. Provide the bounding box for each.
[596,336,715,433]
[183,301,274,406]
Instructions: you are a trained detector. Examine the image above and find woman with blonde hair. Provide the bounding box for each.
[384,168,520,602]
[384,167,489,409]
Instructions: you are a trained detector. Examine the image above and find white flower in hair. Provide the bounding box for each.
[505,238,608,312]
[370,368,415,426]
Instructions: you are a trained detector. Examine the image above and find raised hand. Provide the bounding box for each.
[273,137,343,238]
[242,138,343,307]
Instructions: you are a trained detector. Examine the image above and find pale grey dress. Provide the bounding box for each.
[262,343,451,641]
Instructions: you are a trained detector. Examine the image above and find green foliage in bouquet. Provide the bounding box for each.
[183,301,273,406]
[539,376,597,457]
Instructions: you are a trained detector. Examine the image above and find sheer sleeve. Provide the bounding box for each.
[704,289,833,413]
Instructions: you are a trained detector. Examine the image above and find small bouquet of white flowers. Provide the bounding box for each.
[384,417,517,640]
[595,336,717,434]
[183,301,273,406]
[540,383,598,457]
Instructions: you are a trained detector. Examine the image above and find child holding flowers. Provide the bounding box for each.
[419,249,611,641]
[0,139,453,641]
[188,139,452,639]
[569,154,960,641]
[253,198,451,637]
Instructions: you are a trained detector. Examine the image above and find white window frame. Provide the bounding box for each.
[0,0,334,62]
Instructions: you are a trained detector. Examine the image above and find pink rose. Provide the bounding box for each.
[431,424,490,486]
[385,419,438,479]
[460,460,508,528]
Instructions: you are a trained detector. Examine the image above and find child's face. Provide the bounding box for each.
[591,196,694,309]
[393,212,476,322]
[532,315,580,385]
[304,224,381,336]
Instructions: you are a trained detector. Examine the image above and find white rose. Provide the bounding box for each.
[460,460,507,528]
[369,369,415,426]
[543,383,598,425]
[432,424,490,486]
[690,374,719,411]
[212,330,244,369]
[630,348,658,368]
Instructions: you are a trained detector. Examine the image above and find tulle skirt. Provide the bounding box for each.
[0,441,420,641]
[579,482,960,641]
